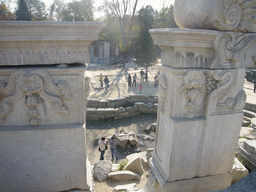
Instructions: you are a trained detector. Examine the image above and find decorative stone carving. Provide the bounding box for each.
[0,69,72,125]
[174,0,256,32]
[180,71,206,119]
[159,75,167,114]
[205,69,246,116]
[0,21,104,66]
[211,32,256,69]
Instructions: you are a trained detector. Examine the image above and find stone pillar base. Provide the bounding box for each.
[0,124,93,192]
[147,158,231,192]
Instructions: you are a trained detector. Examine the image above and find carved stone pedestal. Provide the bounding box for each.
[147,27,256,192]
[0,21,103,192]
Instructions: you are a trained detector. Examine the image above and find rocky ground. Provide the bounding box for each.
[85,63,256,192]
[85,64,160,191]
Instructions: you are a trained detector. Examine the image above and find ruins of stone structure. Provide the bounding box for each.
[0,21,103,192]
[146,0,256,191]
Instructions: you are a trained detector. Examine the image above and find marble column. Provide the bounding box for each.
[0,21,103,192]
[147,0,256,191]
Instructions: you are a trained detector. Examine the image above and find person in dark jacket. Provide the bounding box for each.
[104,75,109,91]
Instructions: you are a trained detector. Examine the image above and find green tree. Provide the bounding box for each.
[49,0,66,21]
[135,5,157,81]
[26,0,48,21]
[154,5,178,28]
[100,0,139,63]
[0,2,15,20]
[16,0,32,21]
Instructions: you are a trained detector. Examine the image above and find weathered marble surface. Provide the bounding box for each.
[148,27,255,191]
[0,21,104,66]
[174,0,256,32]
[0,64,87,126]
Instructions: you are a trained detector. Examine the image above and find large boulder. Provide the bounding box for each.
[108,171,140,181]
[93,160,112,182]
[123,156,144,175]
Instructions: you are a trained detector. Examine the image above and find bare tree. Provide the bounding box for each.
[102,0,139,62]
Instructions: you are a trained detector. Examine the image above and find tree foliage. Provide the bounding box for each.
[100,0,139,62]
[16,0,32,21]
[0,2,15,20]
[49,0,94,21]
[135,5,157,81]
[25,0,47,21]
[154,5,178,28]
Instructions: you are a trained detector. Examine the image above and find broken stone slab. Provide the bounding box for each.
[240,127,254,138]
[93,160,112,182]
[134,148,141,153]
[123,156,144,175]
[251,118,256,128]
[237,140,256,171]
[113,183,138,192]
[144,123,157,132]
[108,171,140,181]
[231,158,249,185]
[111,164,120,172]
[137,134,155,141]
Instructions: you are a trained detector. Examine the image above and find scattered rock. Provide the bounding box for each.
[123,157,144,175]
[134,148,141,152]
[113,183,138,192]
[146,148,154,160]
[93,160,112,182]
[137,134,155,141]
[242,119,251,127]
[138,140,145,146]
[108,171,141,181]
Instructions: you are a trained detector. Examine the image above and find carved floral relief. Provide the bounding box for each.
[0,69,72,125]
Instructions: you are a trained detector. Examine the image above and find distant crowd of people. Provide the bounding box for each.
[99,69,159,94]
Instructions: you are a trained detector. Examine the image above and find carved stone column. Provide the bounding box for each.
[147,1,256,191]
[0,21,103,192]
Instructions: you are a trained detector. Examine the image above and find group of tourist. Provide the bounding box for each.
[98,136,118,162]
[99,73,109,91]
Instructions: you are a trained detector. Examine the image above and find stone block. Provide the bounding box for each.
[93,160,112,182]
[108,171,140,181]
[0,124,91,192]
[123,157,144,175]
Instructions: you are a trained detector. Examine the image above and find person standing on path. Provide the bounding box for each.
[128,74,132,87]
[139,84,143,94]
[254,80,256,93]
[104,75,109,91]
[98,137,107,160]
[132,73,137,87]
[110,136,118,162]
[140,69,144,82]
[99,73,103,87]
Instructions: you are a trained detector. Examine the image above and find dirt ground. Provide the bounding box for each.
[85,64,160,192]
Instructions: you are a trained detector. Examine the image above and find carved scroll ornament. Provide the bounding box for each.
[210,32,256,69]
[214,0,256,32]
[0,69,72,125]
[205,70,246,116]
